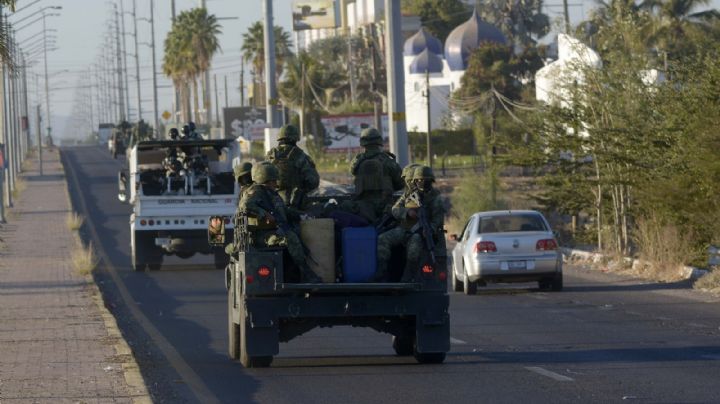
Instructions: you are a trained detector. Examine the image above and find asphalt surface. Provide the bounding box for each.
[63,145,720,404]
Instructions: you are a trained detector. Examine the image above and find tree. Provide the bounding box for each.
[241,21,293,106]
[647,0,720,62]
[477,0,551,47]
[0,0,16,66]
[402,0,472,42]
[162,8,221,123]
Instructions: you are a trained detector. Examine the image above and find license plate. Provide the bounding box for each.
[155,238,171,247]
[508,260,526,270]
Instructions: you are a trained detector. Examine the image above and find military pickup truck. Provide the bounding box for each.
[118,139,240,271]
[213,200,450,368]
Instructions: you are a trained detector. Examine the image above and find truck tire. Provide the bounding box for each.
[214,249,229,270]
[239,308,273,368]
[228,278,240,360]
[392,335,414,356]
[414,352,446,364]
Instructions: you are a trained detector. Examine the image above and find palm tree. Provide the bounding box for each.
[647,0,720,62]
[0,0,16,66]
[162,8,221,123]
[241,21,293,106]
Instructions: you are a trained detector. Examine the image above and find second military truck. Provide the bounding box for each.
[119,139,241,271]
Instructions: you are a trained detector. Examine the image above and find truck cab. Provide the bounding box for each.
[119,139,241,271]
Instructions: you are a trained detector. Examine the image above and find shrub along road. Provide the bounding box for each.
[62,145,720,404]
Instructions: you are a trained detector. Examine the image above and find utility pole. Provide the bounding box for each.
[224,75,228,110]
[36,105,42,175]
[42,13,52,147]
[200,0,211,126]
[132,0,142,121]
[214,74,220,128]
[240,56,245,107]
[0,6,5,221]
[120,0,131,120]
[563,0,570,34]
[263,0,280,127]
[171,0,179,123]
[384,0,408,166]
[422,69,432,168]
[300,63,305,138]
[114,3,126,121]
[369,23,381,131]
[150,0,159,137]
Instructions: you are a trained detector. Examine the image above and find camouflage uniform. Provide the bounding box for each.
[343,128,403,223]
[232,162,321,283]
[376,166,446,282]
[266,125,320,209]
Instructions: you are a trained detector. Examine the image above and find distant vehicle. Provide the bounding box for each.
[109,129,127,159]
[117,139,241,271]
[450,210,563,294]
[98,123,114,149]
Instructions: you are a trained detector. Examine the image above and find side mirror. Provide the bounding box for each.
[450,234,459,241]
[208,215,227,246]
[118,171,128,203]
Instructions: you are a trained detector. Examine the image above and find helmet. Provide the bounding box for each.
[251,162,279,184]
[412,165,435,181]
[360,127,383,147]
[278,124,300,143]
[169,128,179,140]
[234,161,253,179]
[188,121,196,131]
[401,163,420,180]
[181,125,190,136]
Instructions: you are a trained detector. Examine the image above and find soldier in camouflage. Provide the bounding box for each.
[234,161,254,189]
[374,166,446,282]
[400,163,420,194]
[342,128,403,223]
[266,125,319,209]
[234,162,321,283]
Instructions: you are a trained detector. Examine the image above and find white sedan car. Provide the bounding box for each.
[450,210,563,295]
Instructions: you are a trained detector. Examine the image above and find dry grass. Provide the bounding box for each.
[66,212,84,231]
[11,178,27,200]
[694,269,720,293]
[71,239,98,276]
[632,215,695,282]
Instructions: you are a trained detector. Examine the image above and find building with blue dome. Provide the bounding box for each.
[404,9,507,133]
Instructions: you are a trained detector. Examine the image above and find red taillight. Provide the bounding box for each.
[422,264,433,274]
[438,271,447,281]
[224,218,230,225]
[140,219,147,226]
[536,239,558,251]
[246,274,254,284]
[474,241,497,253]
[257,266,271,278]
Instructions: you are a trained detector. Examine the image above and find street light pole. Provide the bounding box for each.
[263,0,279,127]
[384,0,408,166]
[150,0,159,137]
[132,0,142,121]
[42,13,52,145]
[114,3,126,121]
[119,0,131,121]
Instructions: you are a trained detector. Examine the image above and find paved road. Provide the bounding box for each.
[63,145,720,404]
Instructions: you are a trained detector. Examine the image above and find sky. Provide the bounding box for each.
[7,0,719,139]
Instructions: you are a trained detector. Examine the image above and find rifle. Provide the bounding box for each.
[409,192,436,264]
[375,212,396,234]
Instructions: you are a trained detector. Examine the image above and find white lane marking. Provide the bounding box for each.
[450,337,467,345]
[525,366,575,382]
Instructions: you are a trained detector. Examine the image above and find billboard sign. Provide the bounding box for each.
[223,107,269,141]
[292,0,337,31]
[320,114,389,153]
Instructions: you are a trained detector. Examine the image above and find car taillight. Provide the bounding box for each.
[536,239,558,251]
[246,274,254,284]
[474,241,497,253]
[140,219,147,226]
[438,271,447,281]
[421,264,433,274]
[257,266,271,278]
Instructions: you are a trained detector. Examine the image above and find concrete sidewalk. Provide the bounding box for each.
[0,150,150,403]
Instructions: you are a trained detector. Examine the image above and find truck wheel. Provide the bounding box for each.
[414,352,446,364]
[228,279,240,360]
[392,335,414,356]
[451,266,463,292]
[239,308,273,368]
[131,239,147,272]
[463,269,477,295]
[214,249,229,270]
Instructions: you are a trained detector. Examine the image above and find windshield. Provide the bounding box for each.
[477,214,548,234]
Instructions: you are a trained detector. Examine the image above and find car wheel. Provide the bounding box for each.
[414,352,446,364]
[551,273,563,291]
[392,334,414,356]
[463,267,477,295]
[451,263,463,292]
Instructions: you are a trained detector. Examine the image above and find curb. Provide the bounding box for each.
[561,247,709,281]
[59,150,153,404]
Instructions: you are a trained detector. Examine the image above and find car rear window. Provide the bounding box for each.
[477,214,548,233]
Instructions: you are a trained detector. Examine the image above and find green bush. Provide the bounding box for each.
[408,129,475,157]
